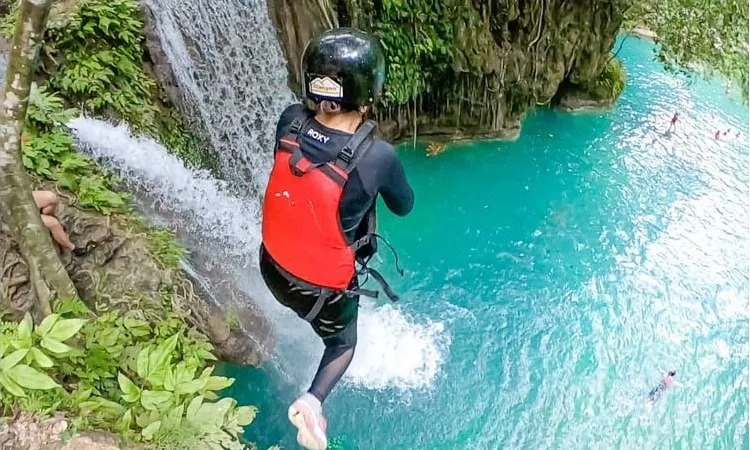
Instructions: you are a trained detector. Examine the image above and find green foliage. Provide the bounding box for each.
[575,57,626,101]
[147,229,187,269]
[46,0,158,130]
[626,0,749,100]
[1,305,255,449]
[22,83,127,214]
[0,313,87,402]
[0,4,17,37]
[370,0,458,106]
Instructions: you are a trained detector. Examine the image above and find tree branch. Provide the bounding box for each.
[0,0,78,319]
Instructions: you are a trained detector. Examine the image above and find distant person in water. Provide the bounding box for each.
[648,370,680,403]
[666,112,679,133]
[715,130,721,140]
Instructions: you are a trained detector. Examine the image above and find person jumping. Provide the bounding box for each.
[259,28,414,450]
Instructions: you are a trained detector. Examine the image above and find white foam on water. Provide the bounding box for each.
[68,116,449,391]
[345,300,449,390]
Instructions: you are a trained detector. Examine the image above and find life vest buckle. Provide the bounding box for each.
[338,144,355,164]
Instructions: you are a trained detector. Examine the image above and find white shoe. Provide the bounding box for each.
[288,394,328,450]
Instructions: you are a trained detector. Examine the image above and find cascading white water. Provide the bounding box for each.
[142,0,295,193]
[69,116,450,391]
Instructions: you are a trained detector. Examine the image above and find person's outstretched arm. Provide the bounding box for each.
[379,152,414,216]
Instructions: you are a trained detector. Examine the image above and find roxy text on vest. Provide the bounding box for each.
[307,127,330,144]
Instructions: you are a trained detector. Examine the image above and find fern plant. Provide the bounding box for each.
[47,0,158,130]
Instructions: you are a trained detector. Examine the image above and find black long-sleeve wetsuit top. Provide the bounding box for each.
[273,104,414,243]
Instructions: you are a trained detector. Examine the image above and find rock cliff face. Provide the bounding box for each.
[268,0,626,141]
[0,199,272,367]
[267,0,338,93]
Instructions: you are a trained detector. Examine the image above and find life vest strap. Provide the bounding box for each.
[334,120,377,173]
[356,266,399,302]
[303,288,335,322]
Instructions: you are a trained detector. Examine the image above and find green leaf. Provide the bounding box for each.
[136,346,150,379]
[136,410,161,428]
[72,387,92,403]
[162,403,184,430]
[36,314,60,338]
[118,372,140,403]
[141,420,161,440]
[233,405,258,426]
[116,408,133,432]
[41,337,73,355]
[198,366,214,380]
[175,378,206,396]
[0,349,29,370]
[123,317,150,331]
[204,376,234,392]
[93,397,126,416]
[47,318,87,342]
[188,398,235,432]
[148,334,179,377]
[197,349,218,361]
[163,364,176,392]
[174,362,195,386]
[147,367,168,388]
[7,364,60,390]
[0,371,26,397]
[186,394,204,422]
[202,391,219,401]
[30,348,54,368]
[17,313,33,348]
[99,328,119,348]
[140,390,173,411]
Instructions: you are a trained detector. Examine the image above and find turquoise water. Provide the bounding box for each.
[223,37,749,449]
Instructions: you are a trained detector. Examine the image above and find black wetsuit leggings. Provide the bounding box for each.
[259,246,359,403]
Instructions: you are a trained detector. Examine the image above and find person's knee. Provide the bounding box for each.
[33,190,58,213]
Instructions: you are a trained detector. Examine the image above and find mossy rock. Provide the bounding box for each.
[555,57,626,111]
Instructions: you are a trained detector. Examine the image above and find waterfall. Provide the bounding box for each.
[142,0,295,192]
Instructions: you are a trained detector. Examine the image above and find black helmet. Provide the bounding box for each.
[301,28,386,107]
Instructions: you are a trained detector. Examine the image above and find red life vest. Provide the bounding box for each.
[262,119,376,290]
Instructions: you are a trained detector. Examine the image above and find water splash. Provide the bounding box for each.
[346,301,449,390]
[68,116,448,391]
[142,0,295,192]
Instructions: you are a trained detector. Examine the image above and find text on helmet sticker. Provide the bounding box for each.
[309,77,343,98]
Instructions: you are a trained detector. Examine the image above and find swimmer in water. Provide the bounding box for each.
[648,370,680,403]
[666,112,679,133]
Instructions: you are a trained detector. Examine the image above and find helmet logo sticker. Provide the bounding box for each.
[309,77,343,99]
